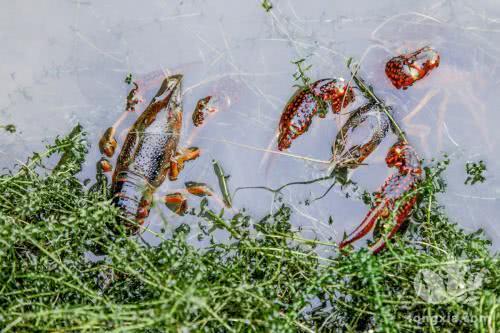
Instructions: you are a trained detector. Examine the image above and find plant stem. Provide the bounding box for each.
[348,60,408,144]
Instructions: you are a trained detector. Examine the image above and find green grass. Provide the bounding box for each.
[0,126,498,332]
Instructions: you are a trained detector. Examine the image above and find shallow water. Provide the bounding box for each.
[1,0,499,251]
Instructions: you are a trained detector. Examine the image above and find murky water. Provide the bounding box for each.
[1,0,499,251]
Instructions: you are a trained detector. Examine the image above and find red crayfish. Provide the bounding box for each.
[111,75,203,226]
[273,47,439,253]
[95,74,219,230]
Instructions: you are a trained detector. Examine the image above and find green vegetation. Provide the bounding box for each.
[292,58,314,87]
[0,127,498,332]
[261,0,273,12]
[465,160,487,185]
[291,57,329,117]
[212,159,233,208]
[124,73,133,85]
[1,124,16,133]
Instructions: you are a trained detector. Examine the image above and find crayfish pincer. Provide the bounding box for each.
[277,78,355,151]
[339,141,423,253]
[385,46,440,90]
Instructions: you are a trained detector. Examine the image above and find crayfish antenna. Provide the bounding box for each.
[259,131,279,176]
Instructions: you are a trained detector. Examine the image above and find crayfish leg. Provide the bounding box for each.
[339,200,389,250]
[168,147,201,181]
[185,181,213,197]
[98,158,113,173]
[98,127,118,158]
[169,160,181,181]
[368,196,417,254]
[163,192,188,216]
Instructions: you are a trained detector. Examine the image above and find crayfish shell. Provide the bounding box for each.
[277,78,354,151]
[331,102,390,169]
[385,46,440,90]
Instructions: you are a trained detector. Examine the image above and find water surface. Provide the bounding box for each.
[1,0,499,251]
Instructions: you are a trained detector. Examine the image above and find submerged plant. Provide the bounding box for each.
[0,126,498,332]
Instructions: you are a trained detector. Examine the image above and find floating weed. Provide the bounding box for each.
[292,57,329,117]
[261,0,273,12]
[212,159,232,208]
[0,124,16,133]
[292,57,313,88]
[124,73,133,85]
[0,126,498,332]
[465,160,487,185]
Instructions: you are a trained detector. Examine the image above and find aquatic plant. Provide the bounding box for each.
[261,0,273,12]
[292,57,329,117]
[0,126,498,332]
[465,160,487,185]
[0,124,16,133]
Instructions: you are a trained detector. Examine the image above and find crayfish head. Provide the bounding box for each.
[386,141,421,174]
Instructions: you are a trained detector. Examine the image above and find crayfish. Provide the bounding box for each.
[94,74,223,230]
[274,47,439,253]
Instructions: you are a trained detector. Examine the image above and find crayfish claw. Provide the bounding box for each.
[339,142,422,254]
[368,196,417,254]
[385,46,440,90]
[277,78,355,150]
[339,202,388,250]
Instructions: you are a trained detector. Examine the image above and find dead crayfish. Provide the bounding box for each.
[272,47,439,253]
[334,48,439,251]
[95,74,218,230]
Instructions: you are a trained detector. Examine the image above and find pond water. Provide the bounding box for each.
[1,0,499,251]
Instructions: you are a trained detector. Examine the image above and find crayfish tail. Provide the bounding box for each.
[112,171,153,231]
